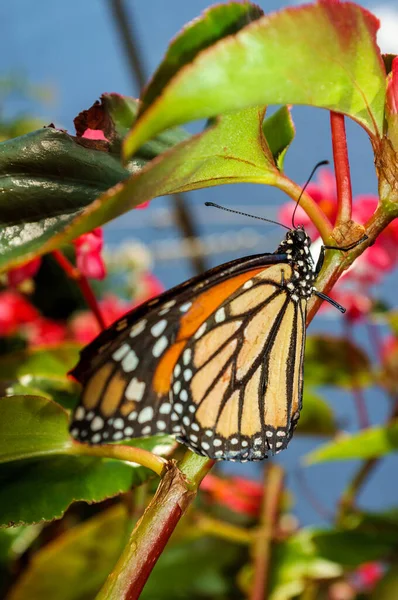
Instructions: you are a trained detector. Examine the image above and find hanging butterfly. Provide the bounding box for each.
[69,162,365,462]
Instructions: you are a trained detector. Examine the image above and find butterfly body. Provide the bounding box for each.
[70,226,317,461]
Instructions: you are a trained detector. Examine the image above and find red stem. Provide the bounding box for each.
[97,455,213,600]
[52,250,106,330]
[351,386,370,430]
[365,319,384,366]
[330,112,353,225]
[344,319,370,430]
[294,468,334,522]
[250,464,284,600]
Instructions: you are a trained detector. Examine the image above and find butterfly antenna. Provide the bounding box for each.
[292,160,329,228]
[205,202,290,230]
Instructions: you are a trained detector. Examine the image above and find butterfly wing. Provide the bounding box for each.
[69,254,306,460]
[171,263,307,461]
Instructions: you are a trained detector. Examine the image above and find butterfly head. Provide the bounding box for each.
[278,226,312,259]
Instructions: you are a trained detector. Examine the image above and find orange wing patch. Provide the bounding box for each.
[177,269,264,341]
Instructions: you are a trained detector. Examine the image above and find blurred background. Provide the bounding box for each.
[1,0,397,529]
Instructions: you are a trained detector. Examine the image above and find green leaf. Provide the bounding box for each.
[262,107,295,170]
[312,528,398,566]
[268,530,342,600]
[0,396,72,464]
[4,106,279,266]
[0,524,42,563]
[305,420,398,464]
[124,1,385,158]
[268,526,395,599]
[0,107,188,272]
[141,537,240,600]
[0,455,143,527]
[296,391,336,436]
[342,508,398,539]
[139,2,264,114]
[0,128,129,270]
[305,335,372,387]
[0,344,81,380]
[387,310,398,335]
[0,394,174,525]
[0,345,81,409]
[6,505,129,600]
[371,567,398,600]
[74,93,189,159]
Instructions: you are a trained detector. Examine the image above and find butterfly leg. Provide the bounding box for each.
[279,268,286,287]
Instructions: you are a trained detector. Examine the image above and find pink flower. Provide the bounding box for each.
[352,196,398,275]
[23,317,67,346]
[352,562,384,591]
[0,291,39,336]
[69,273,164,344]
[381,335,398,362]
[73,228,106,280]
[279,169,338,239]
[136,201,150,210]
[82,128,107,141]
[69,294,130,344]
[201,473,263,517]
[7,257,42,287]
[279,170,398,285]
[330,289,372,322]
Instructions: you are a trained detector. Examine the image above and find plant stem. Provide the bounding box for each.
[344,319,370,429]
[250,463,284,600]
[366,319,384,365]
[338,458,378,523]
[276,174,333,242]
[69,441,167,476]
[96,452,213,599]
[52,249,106,330]
[330,112,352,225]
[194,514,252,545]
[294,468,334,522]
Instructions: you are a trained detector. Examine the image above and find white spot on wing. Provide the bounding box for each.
[159,403,171,414]
[91,416,104,431]
[194,322,206,339]
[112,343,130,361]
[179,302,192,313]
[130,319,147,338]
[74,406,85,421]
[151,319,168,337]
[125,378,146,402]
[122,349,139,372]
[138,406,154,423]
[183,369,192,382]
[183,348,191,365]
[215,307,226,323]
[153,335,168,357]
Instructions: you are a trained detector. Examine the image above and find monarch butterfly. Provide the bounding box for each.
[69,167,364,462]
